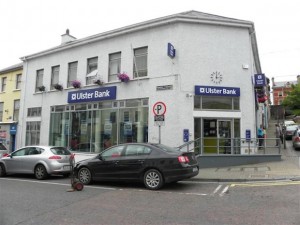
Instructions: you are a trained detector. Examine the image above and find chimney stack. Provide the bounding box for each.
[271,77,275,86]
[61,29,76,44]
[297,75,300,85]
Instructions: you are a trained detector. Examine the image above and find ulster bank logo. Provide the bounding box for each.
[199,88,205,93]
[71,93,77,100]
[68,87,117,103]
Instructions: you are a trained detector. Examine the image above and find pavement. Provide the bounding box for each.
[191,119,300,182]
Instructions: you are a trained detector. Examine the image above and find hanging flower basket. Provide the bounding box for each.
[54,83,63,91]
[71,80,81,88]
[94,79,104,86]
[117,72,130,83]
[38,85,46,92]
[258,96,268,103]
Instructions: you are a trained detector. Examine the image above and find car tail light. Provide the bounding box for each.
[178,156,190,163]
[49,155,62,160]
[295,137,300,142]
[2,153,9,157]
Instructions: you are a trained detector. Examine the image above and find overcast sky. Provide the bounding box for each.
[1,0,299,82]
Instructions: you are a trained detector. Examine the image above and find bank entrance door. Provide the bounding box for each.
[218,120,232,154]
[202,119,232,154]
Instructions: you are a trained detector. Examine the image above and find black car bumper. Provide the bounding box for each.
[163,166,199,183]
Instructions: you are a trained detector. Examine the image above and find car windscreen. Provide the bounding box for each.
[50,147,71,155]
[152,144,179,152]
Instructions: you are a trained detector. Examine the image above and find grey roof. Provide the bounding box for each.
[20,10,260,71]
[273,80,298,88]
[0,62,23,74]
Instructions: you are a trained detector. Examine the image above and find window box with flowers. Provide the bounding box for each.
[54,83,63,91]
[94,79,104,86]
[38,85,46,92]
[71,80,81,88]
[117,72,130,83]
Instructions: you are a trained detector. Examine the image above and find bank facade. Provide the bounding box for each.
[18,11,263,155]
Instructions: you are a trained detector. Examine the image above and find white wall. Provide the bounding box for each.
[18,21,258,148]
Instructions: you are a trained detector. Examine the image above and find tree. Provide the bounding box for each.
[282,84,300,109]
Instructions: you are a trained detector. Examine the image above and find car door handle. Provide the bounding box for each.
[138,160,145,164]
[114,161,119,165]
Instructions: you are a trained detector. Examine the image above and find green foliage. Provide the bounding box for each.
[282,84,300,109]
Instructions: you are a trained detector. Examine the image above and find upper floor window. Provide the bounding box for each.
[86,57,98,85]
[16,74,22,89]
[67,61,78,88]
[133,47,148,78]
[51,66,60,90]
[108,52,121,82]
[27,107,42,117]
[35,69,44,92]
[0,102,3,122]
[1,77,7,92]
[13,99,20,121]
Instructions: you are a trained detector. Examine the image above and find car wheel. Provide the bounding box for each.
[34,164,48,180]
[0,163,6,177]
[144,169,164,190]
[78,167,92,185]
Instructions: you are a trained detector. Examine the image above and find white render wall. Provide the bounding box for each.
[18,21,258,148]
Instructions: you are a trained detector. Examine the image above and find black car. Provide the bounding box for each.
[74,143,199,190]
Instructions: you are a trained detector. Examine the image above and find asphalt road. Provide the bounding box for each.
[0,175,299,225]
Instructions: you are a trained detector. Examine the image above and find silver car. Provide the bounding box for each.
[0,146,72,180]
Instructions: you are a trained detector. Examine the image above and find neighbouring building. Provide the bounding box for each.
[272,76,298,105]
[18,11,265,155]
[0,63,23,151]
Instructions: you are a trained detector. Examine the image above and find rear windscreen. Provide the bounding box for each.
[51,147,71,155]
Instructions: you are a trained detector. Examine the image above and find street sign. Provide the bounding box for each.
[154,115,165,121]
[153,102,166,116]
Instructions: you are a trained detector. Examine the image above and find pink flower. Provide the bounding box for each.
[117,73,130,83]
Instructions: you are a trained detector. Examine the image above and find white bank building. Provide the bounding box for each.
[18,11,263,155]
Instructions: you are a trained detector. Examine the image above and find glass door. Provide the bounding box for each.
[218,120,232,154]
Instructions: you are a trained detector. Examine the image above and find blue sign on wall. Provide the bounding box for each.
[68,86,117,103]
[10,124,17,135]
[183,129,189,142]
[195,86,240,97]
[167,43,176,58]
[254,74,266,87]
[246,129,251,141]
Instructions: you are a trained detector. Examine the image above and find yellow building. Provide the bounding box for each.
[0,63,23,151]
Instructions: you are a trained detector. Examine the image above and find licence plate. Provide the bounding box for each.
[192,167,198,172]
[64,166,71,170]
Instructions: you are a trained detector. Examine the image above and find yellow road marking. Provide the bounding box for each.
[230,181,300,188]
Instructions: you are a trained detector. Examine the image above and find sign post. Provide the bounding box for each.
[153,102,167,144]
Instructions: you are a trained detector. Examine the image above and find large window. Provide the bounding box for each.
[194,96,240,110]
[35,69,44,92]
[51,66,60,90]
[27,107,42,117]
[108,52,121,82]
[86,57,98,85]
[26,121,41,145]
[133,47,148,78]
[16,74,22,89]
[49,99,149,153]
[0,102,3,122]
[67,61,78,87]
[1,77,7,92]
[13,99,20,121]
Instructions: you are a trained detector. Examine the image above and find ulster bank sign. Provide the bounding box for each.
[68,86,117,103]
[195,85,240,97]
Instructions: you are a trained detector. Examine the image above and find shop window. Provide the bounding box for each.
[108,52,121,82]
[194,96,240,110]
[133,47,148,78]
[51,66,60,90]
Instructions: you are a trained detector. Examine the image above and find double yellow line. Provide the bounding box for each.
[230,180,300,188]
